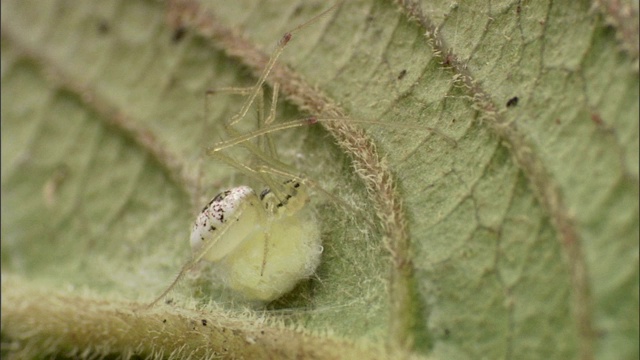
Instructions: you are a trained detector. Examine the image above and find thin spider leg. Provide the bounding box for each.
[210,2,346,201]
[265,83,279,127]
[146,257,198,309]
[263,82,279,159]
[228,43,285,128]
[211,152,270,186]
[198,86,264,211]
[209,117,458,153]
[205,86,258,147]
[255,88,271,279]
[255,85,268,159]
[205,86,264,144]
[209,85,285,198]
[193,95,210,213]
[211,88,278,282]
[206,87,254,96]
[233,137,304,201]
[213,89,307,206]
[205,86,265,134]
[214,91,303,205]
[261,231,270,276]
[208,117,317,154]
[227,1,343,129]
[211,151,286,204]
[204,69,286,186]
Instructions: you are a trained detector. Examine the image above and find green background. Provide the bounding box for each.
[2,0,638,359]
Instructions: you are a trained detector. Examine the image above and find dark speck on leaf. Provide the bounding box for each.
[172,26,187,43]
[97,20,110,35]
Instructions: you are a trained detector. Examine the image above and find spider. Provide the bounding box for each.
[147,3,339,307]
[146,1,455,307]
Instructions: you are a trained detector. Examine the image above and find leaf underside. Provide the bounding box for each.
[1,0,638,359]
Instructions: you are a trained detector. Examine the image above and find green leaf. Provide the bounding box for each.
[1,0,638,359]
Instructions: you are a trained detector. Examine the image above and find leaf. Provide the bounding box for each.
[1,0,638,359]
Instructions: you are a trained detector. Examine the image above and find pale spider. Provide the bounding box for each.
[147,3,340,307]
